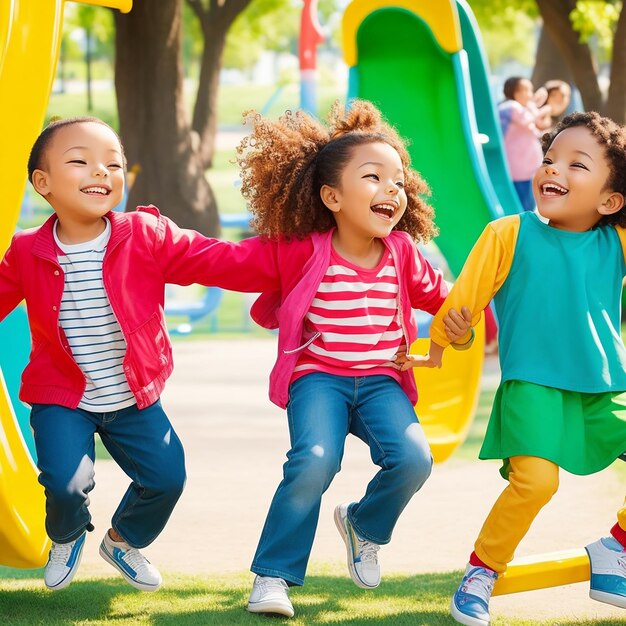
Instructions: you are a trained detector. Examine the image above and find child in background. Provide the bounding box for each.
[534,79,572,132]
[0,117,266,592]
[414,112,626,625]
[229,100,472,618]
[498,77,551,212]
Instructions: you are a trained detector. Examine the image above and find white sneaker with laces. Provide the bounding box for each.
[450,564,498,626]
[44,532,87,590]
[586,537,626,608]
[99,532,162,591]
[247,575,295,617]
[334,502,381,589]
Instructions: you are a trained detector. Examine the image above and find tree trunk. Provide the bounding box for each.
[607,4,626,124]
[113,0,220,236]
[535,0,604,113]
[191,30,226,168]
[187,0,252,169]
[531,26,573,88]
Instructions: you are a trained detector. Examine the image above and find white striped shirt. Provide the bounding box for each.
[292,246,404,382]
[54,219,135,412]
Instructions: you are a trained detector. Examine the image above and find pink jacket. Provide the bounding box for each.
[0,206,276,409]
[245,229,448,408]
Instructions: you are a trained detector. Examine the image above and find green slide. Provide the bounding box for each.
[347,1,520,274]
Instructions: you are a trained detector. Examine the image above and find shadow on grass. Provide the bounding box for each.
[0,570,621,626]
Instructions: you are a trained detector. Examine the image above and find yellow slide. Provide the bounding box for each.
[0,0,131,569]
[412,318,484,464]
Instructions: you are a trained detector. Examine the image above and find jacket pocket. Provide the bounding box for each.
[125,313,171,387]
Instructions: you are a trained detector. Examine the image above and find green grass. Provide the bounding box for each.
[0,566,616,625]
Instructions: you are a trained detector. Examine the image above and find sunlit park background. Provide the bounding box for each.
[2,0,626,624]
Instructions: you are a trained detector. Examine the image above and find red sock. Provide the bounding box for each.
[611,523,626,549]
[469,551,493,571]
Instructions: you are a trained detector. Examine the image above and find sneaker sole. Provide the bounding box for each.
[333,505,379,589]
[589,589,626,609]
[247,600,294,617]
[45,536,86,591]
[450,597,490,626]
[99,543,161,592]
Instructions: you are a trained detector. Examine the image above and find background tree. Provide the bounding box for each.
[69,6,114,111]
[186,0,300,168]
[114,0,219,235]
[472,0,625,123]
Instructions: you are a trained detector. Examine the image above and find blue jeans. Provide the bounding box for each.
[251,373,433,585]
[30,400,186,547]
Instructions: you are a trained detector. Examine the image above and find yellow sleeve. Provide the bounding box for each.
[430,215,520,347]
[614,225,626,267]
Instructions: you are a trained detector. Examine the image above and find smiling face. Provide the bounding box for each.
[31,121,125,239]
[534,125,624,231]
[320,141,407,243]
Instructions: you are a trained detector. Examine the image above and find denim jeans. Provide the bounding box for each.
[30,400,186,547]
[251,373,433,585]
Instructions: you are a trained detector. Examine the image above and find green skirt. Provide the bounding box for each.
[480,380,626,477]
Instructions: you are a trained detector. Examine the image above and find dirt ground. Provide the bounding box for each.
[80,338,624,623]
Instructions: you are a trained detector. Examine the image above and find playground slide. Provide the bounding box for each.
[0,0,131,569]
[342,0,518,461]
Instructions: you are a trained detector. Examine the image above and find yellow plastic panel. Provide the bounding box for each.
[412,318,484,463]
[493,549,590,596]
[73,0,132,12]
[0,373,48,567]
[0,0,65,255]
[342,0,462,66]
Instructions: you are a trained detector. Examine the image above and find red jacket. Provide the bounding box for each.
[0,207,446,411]
[0,206,276,409]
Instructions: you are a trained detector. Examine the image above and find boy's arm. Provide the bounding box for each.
[426,217,520,364]
[149,209,280,292]
[0,242,25,323]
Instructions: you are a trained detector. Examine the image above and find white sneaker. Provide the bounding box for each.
[99,532,162,591]
[334,503,381,589]
[44,532,87,590]
[586,537,626,608]
[247,575,294,617]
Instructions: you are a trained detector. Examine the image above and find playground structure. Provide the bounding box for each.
[0,0,592,598]
[0,0,132,569]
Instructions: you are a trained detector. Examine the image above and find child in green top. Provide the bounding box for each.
[414,112,626,625]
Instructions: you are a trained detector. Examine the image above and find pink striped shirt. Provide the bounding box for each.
[291,246,403,383]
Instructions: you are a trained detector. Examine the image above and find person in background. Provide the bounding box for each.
[498,77,551,212]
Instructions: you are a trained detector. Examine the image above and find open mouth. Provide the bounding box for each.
[81,186,111,196]
[370,202,397,219]
[540,182,568,197]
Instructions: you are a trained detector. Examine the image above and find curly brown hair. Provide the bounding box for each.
[236,100,437,242]
[541,111,626,228]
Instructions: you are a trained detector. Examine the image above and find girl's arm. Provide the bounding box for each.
[0,241,25,323]
[424,216,520,366]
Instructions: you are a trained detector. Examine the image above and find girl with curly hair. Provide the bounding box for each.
[235,100,473,617]
[420,112,626,625]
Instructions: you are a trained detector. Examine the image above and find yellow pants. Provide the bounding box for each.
[474,455,626,574]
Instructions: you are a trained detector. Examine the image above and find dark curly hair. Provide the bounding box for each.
[236,100,437,242]
[28,116,126,184]
[541,111,626,228]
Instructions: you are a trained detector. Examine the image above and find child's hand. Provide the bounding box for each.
[444,306,472,342]
[398,342,445,370]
